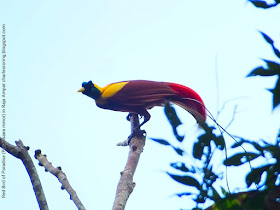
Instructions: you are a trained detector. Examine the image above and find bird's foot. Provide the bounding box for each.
[127,129,146,145]
[126,113,143,122]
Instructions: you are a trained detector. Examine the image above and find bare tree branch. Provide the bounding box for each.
[0,138,49,210]
[34,150,86,210]
[112,114,146,210]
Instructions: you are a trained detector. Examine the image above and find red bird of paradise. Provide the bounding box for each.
[78,80,206,129]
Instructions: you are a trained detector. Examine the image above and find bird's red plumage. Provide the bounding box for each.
[168,82,206,122]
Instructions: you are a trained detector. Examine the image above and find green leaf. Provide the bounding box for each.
[246,164,273,187]
[213,135,225,150]
[164,103,185,142]
[233,139,265,154]
[259,31,280,59]
[150,138,171,146]
[176,192,192,197]
[193,141,204,160]
[265,166,278,189]
[173,147,184,156]
[224,152,260,166]
[231,139,246,148]
[269,79,280,108]
[263,59,280,72]
[260,31,274,44]
[220,186,229,196]
[204,167,218,187]
[209,186,221,201]
[170,162,190,172]
[263,142,280,159]
[250,1,270,8]
[194,194,206,203]
[198,134,212,145]
[250,142,265,154]
[164,102,182,128]
[167,173,201,190]
[247,66,277,77]
[273,45,280,59]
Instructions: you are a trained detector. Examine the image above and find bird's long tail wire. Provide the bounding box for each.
[181,97,259,193]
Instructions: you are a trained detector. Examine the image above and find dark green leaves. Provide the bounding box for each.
[249,1,279,9]
[261,31,273,44]
[260,32,280,58]
[224,152,260,166]
[247,59,280,77]
[213,135,225,149]
[260,32,280,59]
[164,103,184,142]
[174,147,184,156]
[247,32,280,109]
[231,136,280,190]
[149,138,170,146]
[176,192,192,197]
[269,79,280,108]
[264,59,280,70]
[193,141,204,159]
[193,124,225,160]
[170,162,195,173]
[246,164,273,187]
[247,65,280,77]
[232,139,264,155]
[167,173,201,190]
[250,1,271,8]
[150,138,185,156]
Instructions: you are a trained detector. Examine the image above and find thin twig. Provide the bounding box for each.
[216,97,245,119]
[34,150,86,210]
[224,104,238,131]
[0,138,49,210]
[112,114,146,210]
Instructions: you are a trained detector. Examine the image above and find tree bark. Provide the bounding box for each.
[35,150,86,210]
[112,114,146,210]
[0,138,49,210]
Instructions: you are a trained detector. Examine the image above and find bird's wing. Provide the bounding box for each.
[96,80,206,123]
[99,80,175,107]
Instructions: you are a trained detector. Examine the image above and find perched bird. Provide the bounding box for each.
[78,80,206,128]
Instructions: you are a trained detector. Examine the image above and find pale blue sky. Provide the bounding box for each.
[1,0,280,209]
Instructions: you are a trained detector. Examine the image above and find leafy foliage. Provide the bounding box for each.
[193,123,225,160]
[151,32,280,209]
[170,162,195,173]
[151,116,226,209]
[223,152,261,166]
[247,32,280,108]
[167,173,201,190]
[164,102,184,141]
[153,106,280,209]
[249,0,280,9]
[150,138,185,156]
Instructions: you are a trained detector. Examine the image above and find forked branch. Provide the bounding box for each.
[0,138,48,210]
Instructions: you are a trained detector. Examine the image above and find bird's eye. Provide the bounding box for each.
[88,81,94,87]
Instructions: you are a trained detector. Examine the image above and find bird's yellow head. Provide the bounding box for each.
[78,81,102,100]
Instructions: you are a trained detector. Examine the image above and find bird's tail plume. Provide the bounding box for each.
[169,83,206,123]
